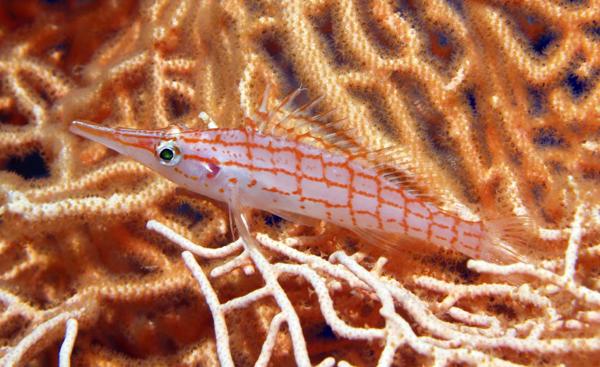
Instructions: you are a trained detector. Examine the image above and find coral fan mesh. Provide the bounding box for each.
[0,0,599,366]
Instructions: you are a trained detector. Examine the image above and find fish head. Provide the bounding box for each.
[69,121,226,198]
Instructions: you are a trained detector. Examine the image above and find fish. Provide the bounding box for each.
[69,91,530,264]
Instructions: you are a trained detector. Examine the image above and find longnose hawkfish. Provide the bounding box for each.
[70,88,530,264]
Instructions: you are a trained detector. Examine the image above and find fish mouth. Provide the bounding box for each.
[69,121,149,155]
[70,120,159,157]
[70,120,116,142]
[69,120,133,155]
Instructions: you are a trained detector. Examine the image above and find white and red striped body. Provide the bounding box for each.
[173,128,485,258]
[72,120,527,262]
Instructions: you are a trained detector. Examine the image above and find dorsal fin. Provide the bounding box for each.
[249,85,468,215]
[251,85,360,154]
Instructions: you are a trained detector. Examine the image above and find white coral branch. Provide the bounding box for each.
[1,312,82,367]
[149,219,600,366]
[5,208,595,366]
[182,251,235,367]
[58,319,78,367]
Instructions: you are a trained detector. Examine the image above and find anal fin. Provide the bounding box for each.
[350,227,431,257]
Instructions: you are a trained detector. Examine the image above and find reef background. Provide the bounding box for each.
[0,0,599,366]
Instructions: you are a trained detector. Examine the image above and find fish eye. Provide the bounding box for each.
[156,141,182,166]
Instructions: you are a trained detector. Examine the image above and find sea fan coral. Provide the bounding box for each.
[0,0,599,366]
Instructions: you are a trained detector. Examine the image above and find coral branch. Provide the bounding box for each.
[147,218,599,366]
[182,251,235,367]
[148,220,242,258]
[1,312,81,367]
[58,319,78,367]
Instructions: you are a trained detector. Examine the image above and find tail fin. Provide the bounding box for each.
[480,217,535,264]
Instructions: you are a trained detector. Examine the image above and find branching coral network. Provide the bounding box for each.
[3,211,599,366]
[0,0,599,365]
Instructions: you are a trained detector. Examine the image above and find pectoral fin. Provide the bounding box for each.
[266,208,322,227]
